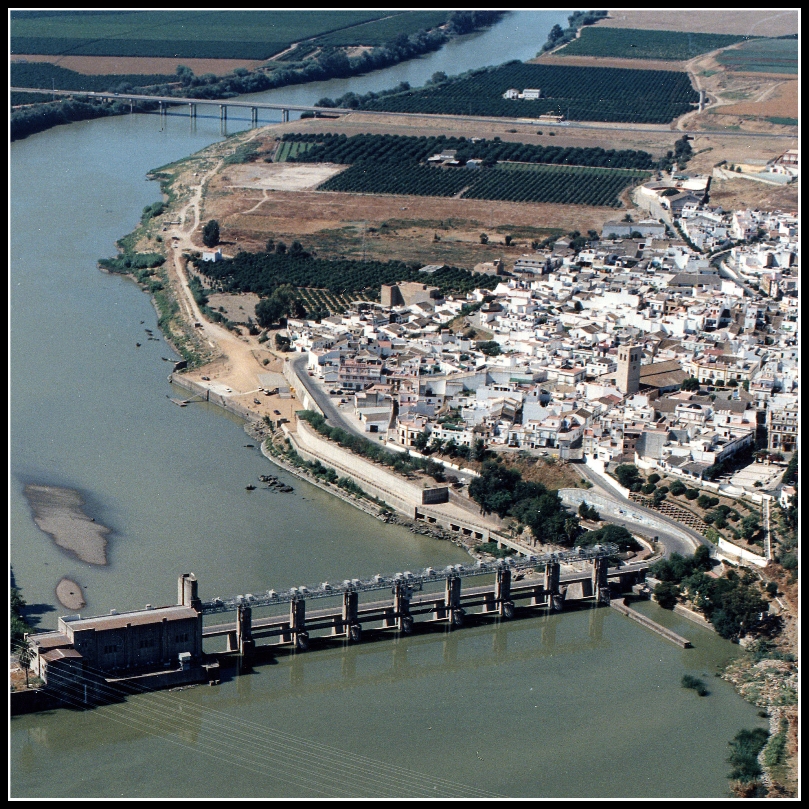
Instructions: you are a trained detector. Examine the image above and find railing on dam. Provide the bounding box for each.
[199,544,619,615]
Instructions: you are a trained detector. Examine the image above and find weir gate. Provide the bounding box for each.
[191,545,647,656]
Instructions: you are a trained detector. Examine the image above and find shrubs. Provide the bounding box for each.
[669,479,686,497]
[727,728,769,783]
[681,674,709,696]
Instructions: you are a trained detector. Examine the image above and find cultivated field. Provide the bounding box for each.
[555,27,748,61]
[599,9,799,36]
[10,10,390,60]
[11,53,265,76]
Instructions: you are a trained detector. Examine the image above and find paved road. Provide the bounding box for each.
[290,354,366,437]
[574,463,707,557]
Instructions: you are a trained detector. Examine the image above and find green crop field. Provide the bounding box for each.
[10,10,391,60]
[715,37,798,74]
[278,133,649,207]
[281,132,656,170]
[11,62,175,93]
[556,27,750,61]
[360,62,700,124]
[315,11,450,46]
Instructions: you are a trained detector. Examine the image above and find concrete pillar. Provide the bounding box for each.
[251,107,258,125]
[394,581,412,633]
[445,576,463,628]
[236,604,254,656]
[161,616,168,664]
[158,101,165,116]
[220,104,227,121]
[495,567,513,618]
[226,631,238,652]
[282,108,289,123]
[593,556,610,605]
[189,103,196,118]
[343,591,361,642]
[178,573,201,611]
[290,598,307,650]
[545,561,562,611]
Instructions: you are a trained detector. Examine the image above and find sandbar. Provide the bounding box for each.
[24,484,110,566]
[56,577,87,610]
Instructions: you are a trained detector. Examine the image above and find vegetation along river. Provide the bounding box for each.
[10,11,765,797]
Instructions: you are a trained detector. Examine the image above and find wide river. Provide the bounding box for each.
[10,11,764,797]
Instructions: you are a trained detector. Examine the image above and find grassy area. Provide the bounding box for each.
[715,38,798,74]
[10,10,390,60]
[556,27,749,60]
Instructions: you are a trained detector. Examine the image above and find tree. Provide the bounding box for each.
[413,430,429,452]
[202,219,220,248]
[548,23,564,42]
[654,581,679,609]
[479,233,489,244]
[11,586,32,651]
[669,479,686,497]
[614,464,641,490]
[681,376,700,391]
[504,235,513,246]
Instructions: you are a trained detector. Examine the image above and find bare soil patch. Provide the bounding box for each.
[225,162,345,191]
[11,53,263,76]
[717,79,798,118]
[206,292,261,324]
[531,53,685,71]
[599,10,798,36]
[707,177,798,214]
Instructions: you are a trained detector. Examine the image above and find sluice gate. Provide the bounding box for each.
[196,545,648,655]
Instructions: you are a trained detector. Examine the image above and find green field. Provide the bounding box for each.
[715,37,798,74]
[556,27,750,61]
[10,10,391,59]
[360,62,700,124]
[11,62,175,93]
[315,11,450,45]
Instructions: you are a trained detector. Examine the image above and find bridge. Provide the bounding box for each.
[11,87,353,123]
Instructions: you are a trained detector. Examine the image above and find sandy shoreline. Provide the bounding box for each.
[24,484,111,566]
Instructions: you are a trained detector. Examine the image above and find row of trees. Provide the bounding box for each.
[196,246,497,300]
[297,410,447,482]
[283,131,656,170]
[360,61,700,124]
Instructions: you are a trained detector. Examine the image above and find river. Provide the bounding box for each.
[10,11,765,797]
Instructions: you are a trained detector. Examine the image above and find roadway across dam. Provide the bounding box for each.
[188,545,648,655]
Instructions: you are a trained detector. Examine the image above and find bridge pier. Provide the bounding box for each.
[495,567,514,618]
[251,107,258,125]
[445,576,464,628]
[393,581,413,634]
[220,104,227,121]
[290,598,307,650]
[237,604,254,656]
[343,591,361,642]
[158,101,166,117]
[189,103,196,118]
[592,556,610,605]
[281,108,290,123]
[545,561,563,611]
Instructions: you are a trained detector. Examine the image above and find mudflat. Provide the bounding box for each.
[24,484,110,566]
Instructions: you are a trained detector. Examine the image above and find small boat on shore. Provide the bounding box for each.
[245,485,256,491]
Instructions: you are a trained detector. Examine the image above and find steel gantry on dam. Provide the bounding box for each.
[191,544,645,656]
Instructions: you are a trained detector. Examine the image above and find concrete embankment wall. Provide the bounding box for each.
[558,488,700,550]
[610,598,692,648]
[169,373,257,422]
[283,360,323,416]
[289,421,423,516]
[287,423,523,551]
